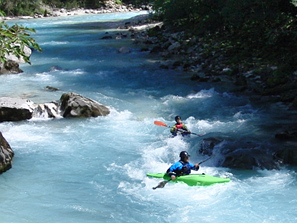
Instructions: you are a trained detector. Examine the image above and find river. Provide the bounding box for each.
[1,11,297,223]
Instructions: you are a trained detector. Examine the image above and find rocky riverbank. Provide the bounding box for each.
[114,16,297,167]
[98,14,297,112]
[127,23,297,110]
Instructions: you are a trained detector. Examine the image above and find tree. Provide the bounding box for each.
[0,7,42,65]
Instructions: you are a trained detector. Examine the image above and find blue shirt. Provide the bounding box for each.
[166,160,198,177]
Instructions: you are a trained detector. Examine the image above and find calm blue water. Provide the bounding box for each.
[1,11,297,223]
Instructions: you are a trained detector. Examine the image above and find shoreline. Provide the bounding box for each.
[2,3,151,21]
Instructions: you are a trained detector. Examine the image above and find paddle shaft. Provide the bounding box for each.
[198,154,215,165]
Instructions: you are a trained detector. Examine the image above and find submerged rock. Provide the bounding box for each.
[118,46,131,53]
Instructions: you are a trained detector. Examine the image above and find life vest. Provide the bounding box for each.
[179,161,192,175]
[167,161,192,177]
[175,123,183,129]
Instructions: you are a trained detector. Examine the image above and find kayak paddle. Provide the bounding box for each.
[154,120,205,136]
[152,154,215,190]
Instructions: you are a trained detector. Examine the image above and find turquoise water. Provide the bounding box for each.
[1,11,297,223]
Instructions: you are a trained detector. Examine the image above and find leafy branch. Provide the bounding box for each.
[0,21,42,64]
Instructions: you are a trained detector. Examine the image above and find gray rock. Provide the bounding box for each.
[118,46,131,53]
[0,93,110,121]
[168,41,181,51]
[34,102,61,118]
[60,92,110,118]
[0,97,36,122]
[0,132,14,174]
[0,60,23,74]
[5,45,32,64]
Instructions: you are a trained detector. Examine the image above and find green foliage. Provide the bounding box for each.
[122,0,151,6]
[0,22,42,64]
[153,0,297,76]
[0,0,42,16]
[0,0,152,15]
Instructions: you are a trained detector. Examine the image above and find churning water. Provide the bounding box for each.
[1,11,297,223]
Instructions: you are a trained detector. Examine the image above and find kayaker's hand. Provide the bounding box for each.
[194,163,199,169]
[171,175,176,180]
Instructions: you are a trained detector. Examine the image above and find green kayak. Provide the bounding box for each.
[147,173,230,186]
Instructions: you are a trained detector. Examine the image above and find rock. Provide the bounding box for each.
[222,148,277,170]
[168,41,181,51]
[0,45,31,74]
[5,45,32,64]
[49,65,64,72]
[273,147,297,165]
[0,97,36,122]
[129,22,163,31]
[34,102,61,118]
[118,46,131,53]
[0,60,23,74]
[198,139,279,170]
[275,131,297,141]
[0,93,110,121]
[101,35,113,39]
[199,137,223,155]
[46,86,59,91]
[0,132,14,174]
[289,96,297,110]
[60,92,110,118]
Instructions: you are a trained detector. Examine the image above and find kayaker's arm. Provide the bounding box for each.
[170,125,177,134]
[166,167,178,180]
[182,124,191,134]
[166,161,183,179]
[194,163,199,171]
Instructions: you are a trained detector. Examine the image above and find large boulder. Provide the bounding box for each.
[221,148,278,170]
[0,132,14,174]
[0,97,36,122]
[60,92,110,118]
[198,138,279,170]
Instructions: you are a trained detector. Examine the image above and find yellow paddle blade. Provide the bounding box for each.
[154,121,168,127]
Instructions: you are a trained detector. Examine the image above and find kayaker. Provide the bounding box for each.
[166,151,199,180]
[170,116,191,136]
